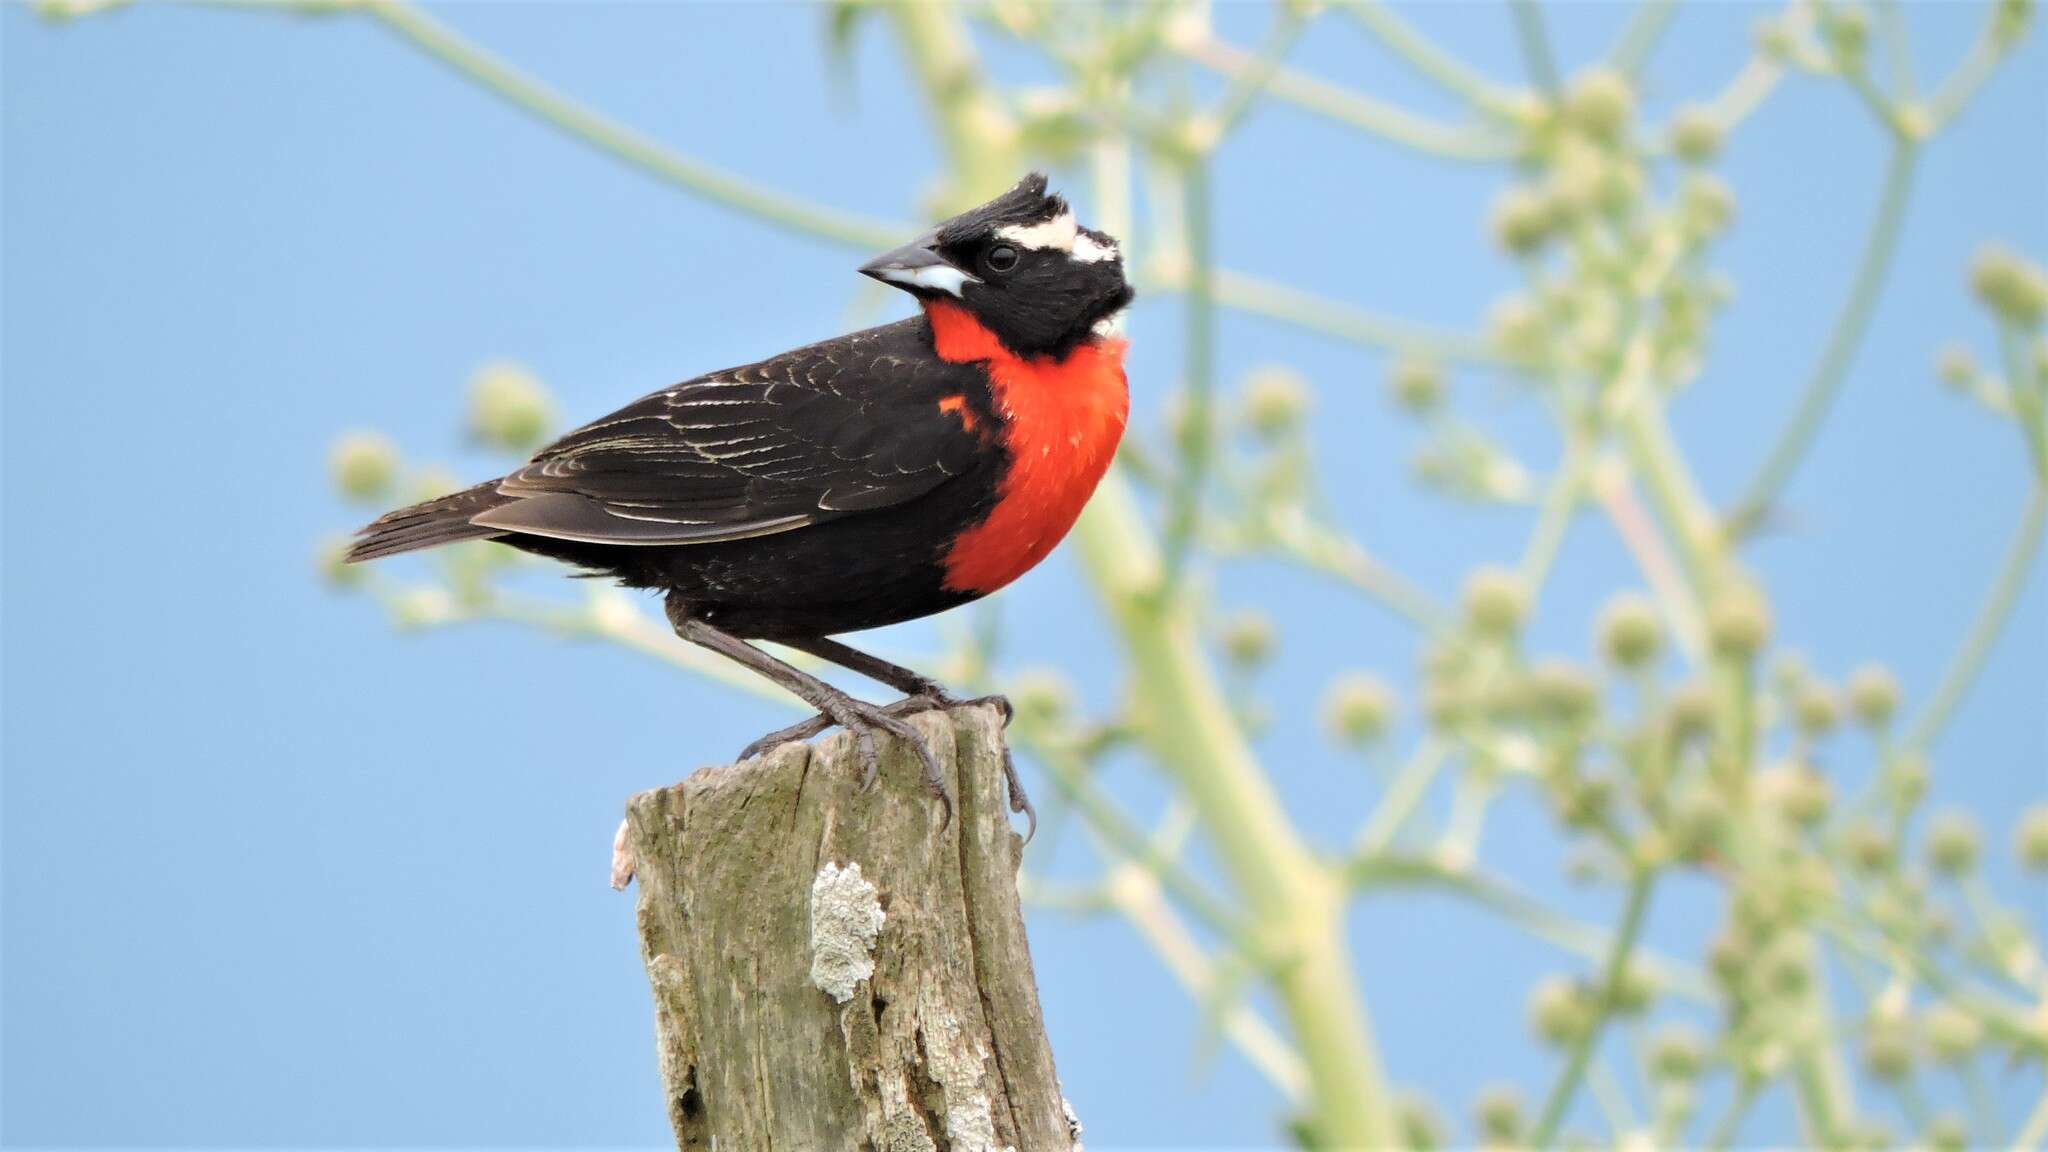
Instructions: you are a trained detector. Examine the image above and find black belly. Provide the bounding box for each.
[501,460,1001,640]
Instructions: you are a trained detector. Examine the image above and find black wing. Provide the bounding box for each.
[469,319,983,546]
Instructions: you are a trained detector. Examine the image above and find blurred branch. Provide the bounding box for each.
[1509,0,1563,96]
[369,2,910,248]
[1259,507,1449,633]
[1335,0,1524,117]
[1161,159,1217,594]
[1727,142,1918,539]
[1902,480,2048,755]
[1342,851,1713,1002]
[1926,0,2026,132]
[1174,26,1521,160]
[1195,266,1501,364]
[1609,0,1680,78]
[1528,868,1657,1148]
[1100,862,1311,1103]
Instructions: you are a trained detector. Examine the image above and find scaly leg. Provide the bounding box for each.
[667,606,953,825]
[773,636,1034,840]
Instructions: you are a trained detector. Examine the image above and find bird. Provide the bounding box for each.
[345,173,1133,830]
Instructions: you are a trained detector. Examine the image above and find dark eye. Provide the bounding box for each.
[983,244,1019,273]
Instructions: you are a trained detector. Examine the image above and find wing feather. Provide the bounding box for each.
[475,319,981,547]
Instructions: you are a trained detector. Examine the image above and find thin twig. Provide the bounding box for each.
[1161,160,1216,595]
[1176,32,1520,160]
[1903,481,2048,754]
[1728,142,1919,538]
[1528,869,1658,1147]
[1335,0,1523,116]
[1609,0,1680,78]
[1509,0,1563,96]
[367,2,908,249]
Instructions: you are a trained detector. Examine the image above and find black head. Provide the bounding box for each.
[860,173,1134,359]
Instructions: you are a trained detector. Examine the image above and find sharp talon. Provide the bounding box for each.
[998,744,1036,843]
[987,694,1014,726]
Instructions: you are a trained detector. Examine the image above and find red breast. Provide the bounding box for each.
[924,302,1129,595]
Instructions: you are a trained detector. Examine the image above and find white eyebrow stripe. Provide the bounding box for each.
[874,264,977,297]
[1072,232,1118,263]
[996,211,1079,252]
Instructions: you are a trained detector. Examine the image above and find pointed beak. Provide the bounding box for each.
[859,232,976,298]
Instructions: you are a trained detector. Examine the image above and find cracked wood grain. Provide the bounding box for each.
[625,705,1074,1151]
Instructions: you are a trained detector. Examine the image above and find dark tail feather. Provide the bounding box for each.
[345,480,511,563]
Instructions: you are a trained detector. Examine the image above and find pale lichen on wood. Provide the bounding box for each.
[623,705,1073,1151]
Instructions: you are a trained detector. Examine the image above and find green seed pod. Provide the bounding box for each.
[1323,673,1397,747]
[1888,753,1929,806]
[1529,976,1592,1046]
[1794,683,1840,737]
[1597,592,1662,668]
[1648,1023,1707,1081]
[1822,5,1871,68]
[1970,245,2048,326]
[1218,610,1276,669]
[1927,1113,1970,1152]
[1529,660,1600,728]
[1462,566,1528,638]
[1707,583,1773,658]
[1708,927,1750,990]
[1680,174,1736,240]
[1473,1085,1523,1140]
[468,361,555,453]
[1763,941,1812,997]
[1671,788,1728,862]
[1846,664,1901,726]
[1490,185,1554,256]
[1936,343,1977,391]
[1611,964,1653,1015]
[1846,823,1895,874]
[1555,770,1614,830]
[1423,679,1470,728]
[1992,0,2033,47]
[1486,294,1548,365]
[1389,353,1446,415]
[2016,804,2048,870]
[1240,365,1310,439]
[329,431,399,502]
[1665,684,1714,745]
[1861,1016,1913,1081]
[392,587,455,631]
[1566,68,1635,141]
[1921,1003,1984,1064]
[1763,761,1833,828]
[1397,1095,1445,1152]
[1669,105,1723,163]
[1925,810,1980,875]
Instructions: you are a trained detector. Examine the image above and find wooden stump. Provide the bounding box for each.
[623,704,1078,1151]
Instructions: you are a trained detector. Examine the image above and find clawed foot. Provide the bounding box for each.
[740,695,940,761]
[742,694,954,826]
[738,693,1034,837]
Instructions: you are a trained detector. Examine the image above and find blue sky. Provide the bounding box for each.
[4,2,2044,1147]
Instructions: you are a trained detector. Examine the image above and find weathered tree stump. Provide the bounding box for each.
[622,704,1077,1151]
